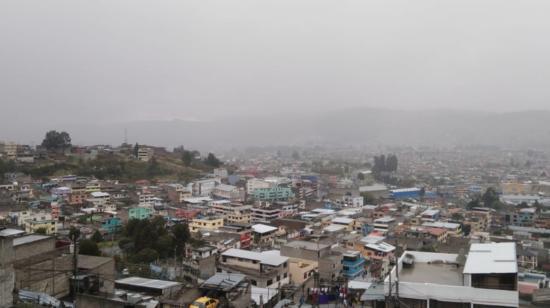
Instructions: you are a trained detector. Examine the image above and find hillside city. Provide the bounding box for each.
[1,131,549,308]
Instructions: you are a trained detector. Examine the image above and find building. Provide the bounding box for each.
[251,223,278,246]
[382,242,519,307]
[281,240,343,283]
[101,216,122,234]
[252,187,294,202]
[251,206,281,223]
[25,219,57,234]
[422,221,462,236]
[190,216,224,233]
[342,251,366,279]
[246,178,273,195]
[87,192,112,211]
[212,184,245,202]
[373,217,396,234]
[129,207,153,220]
[390,188,422,199]
[210,201,252,225]
[192,179,219,197]
[219,249,290,289]
[137,147,154,162]
[0,228,25,307]
[115,277,182,299]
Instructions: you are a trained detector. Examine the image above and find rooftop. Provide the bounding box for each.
[284,240,329,251]
[13,234,51,246]
[0,228,25,238]
[115,277,181,290]
[222,248,288,266]
[463,242,517,274]
[400,262,463,286]
[251,224,278,234]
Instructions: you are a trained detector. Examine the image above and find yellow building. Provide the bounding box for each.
[190,217,224,233]
[288,258,317,285]
[26,220,57,234]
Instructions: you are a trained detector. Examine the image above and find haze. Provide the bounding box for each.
[2,0,550,146]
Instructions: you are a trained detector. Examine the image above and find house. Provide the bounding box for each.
[219,249,290,289]
[212,184,245,202]
[190,216,224,233]
[382,242,519,307]
[137,147,154,162]
[129,207,153,220]
[210,201,252,225]
[251,223,278,246]
[101,216,122,234]
[342,251,366,279]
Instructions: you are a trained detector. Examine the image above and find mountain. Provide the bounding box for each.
[7,109,550,150]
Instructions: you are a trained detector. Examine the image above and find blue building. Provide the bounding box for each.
[101,216,122,234]
[342,251,366,279]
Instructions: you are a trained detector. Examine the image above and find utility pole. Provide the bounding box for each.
[70,227,80,307]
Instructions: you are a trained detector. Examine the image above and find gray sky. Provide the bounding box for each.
[2,0,550,129]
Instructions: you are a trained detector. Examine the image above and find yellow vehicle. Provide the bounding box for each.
[189,297,219,308]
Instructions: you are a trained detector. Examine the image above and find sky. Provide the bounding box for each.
[2,0,550,131]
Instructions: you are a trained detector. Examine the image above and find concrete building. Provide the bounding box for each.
[251,206,281,223]
[219,249,289,289]
[137,147,154,162]
[383,242,519,307]
[210,201,252,224]
[0,228,25,307]
[190,216,224,233]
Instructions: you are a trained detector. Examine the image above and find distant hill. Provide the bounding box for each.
[8,109,550,150]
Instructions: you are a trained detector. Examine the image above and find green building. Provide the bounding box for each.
[252,187,294,201]
[129,207,153,220]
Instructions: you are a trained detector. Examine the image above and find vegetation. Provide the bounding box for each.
[41,130,71,152]
[204,153,221,168]
[91,230,104,242]
[372,154,398,174]
[79,239,101,256]
[119,217,192,263]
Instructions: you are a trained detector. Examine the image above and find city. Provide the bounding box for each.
[1,133,549,307]
[2,1,550,307]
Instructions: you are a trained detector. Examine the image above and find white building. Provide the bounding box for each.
[382,242,519,307]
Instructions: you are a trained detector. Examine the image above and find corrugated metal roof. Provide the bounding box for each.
[463,242,517,274]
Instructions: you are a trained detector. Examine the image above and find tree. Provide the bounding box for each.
[133,143,139,158]
[41,130,71,152]
[482,187,500,208]
[133,248,159,263]
[172,223,190,254]
[204,153,221,168]
[386,155,398,172]
[79,239,101,256]
[357,172,365,181]
[91,230,104,242]
[361,192,377,205]
[35,227,48,234]
[181,151,194,167]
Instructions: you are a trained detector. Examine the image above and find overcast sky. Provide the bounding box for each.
[2,0,550,129]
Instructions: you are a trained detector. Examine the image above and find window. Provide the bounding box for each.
[284,273,288,278]
[251,280,257,286]
[267,279,273,286]
[277,275,280,281]
[304,273,307,279]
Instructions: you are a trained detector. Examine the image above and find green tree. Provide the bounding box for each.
[172,223,190,257]
[91,230,104,242]
[79,239,101,256]
[181,151,194,167]
[41,130,71,152]
[361,192,376,205]
[204,153,221,168]
[133,143,139,158]
[133,248,159,263]
[35,227,48,235]
[482,187,500,208]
